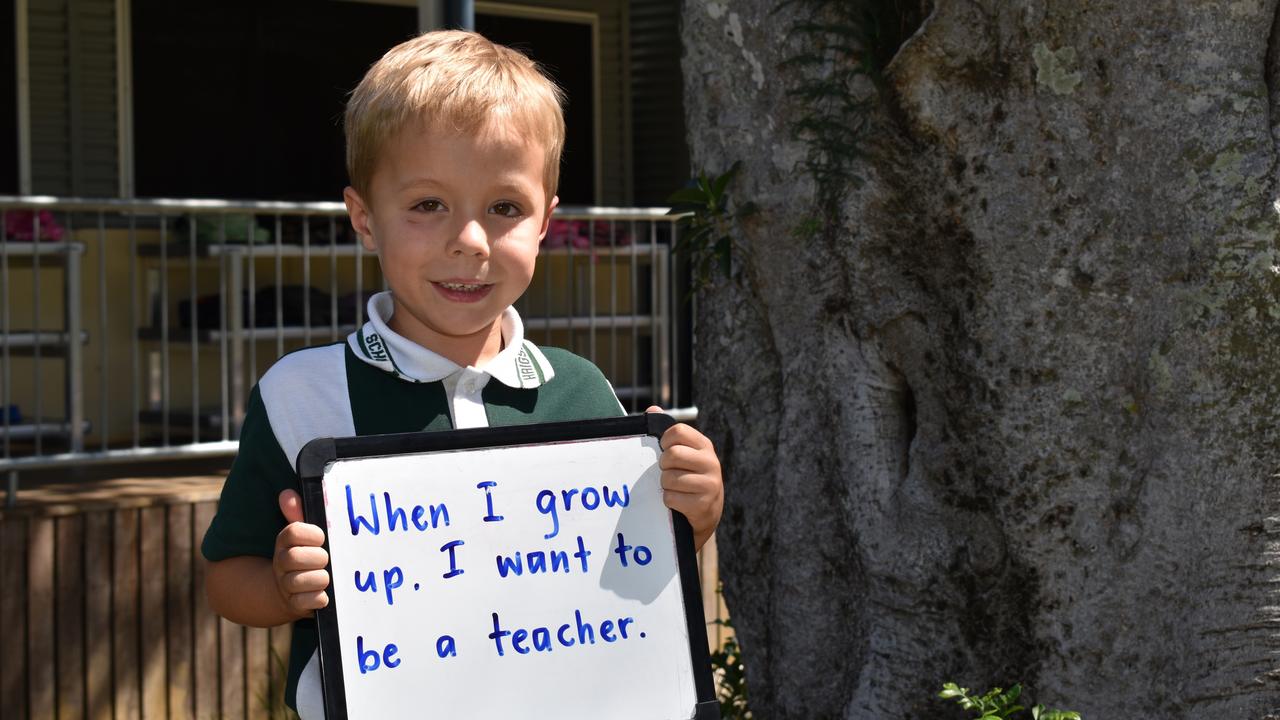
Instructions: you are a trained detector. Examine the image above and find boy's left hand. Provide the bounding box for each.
[647,406,723,550]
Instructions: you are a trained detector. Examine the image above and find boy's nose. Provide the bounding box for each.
[450,219,490,257]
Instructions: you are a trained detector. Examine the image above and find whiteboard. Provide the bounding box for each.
[298,416,716,720]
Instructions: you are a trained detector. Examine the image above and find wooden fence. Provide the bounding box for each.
[0,475,727,720]
[0,478,291,720]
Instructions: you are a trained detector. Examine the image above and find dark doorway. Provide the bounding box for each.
[475,13,595,205]
[0,0,18,194]
[131,0,415,200]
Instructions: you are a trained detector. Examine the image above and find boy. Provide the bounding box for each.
[201,30,724,719]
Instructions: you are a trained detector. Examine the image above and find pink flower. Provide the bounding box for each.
[542,219,633,249]
[5,210,65,241]
[542,219,591,249]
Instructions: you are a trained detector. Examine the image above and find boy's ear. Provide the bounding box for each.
[343,186,377,251]
[538,195,560,240]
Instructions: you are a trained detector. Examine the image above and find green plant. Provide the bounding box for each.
[939,682,1081,720]
[259,646,301,720]
[709,619,753,719]
[667,162,757,291]
[776,0,930,232]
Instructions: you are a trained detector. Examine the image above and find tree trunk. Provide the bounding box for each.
[682,1,1280,717]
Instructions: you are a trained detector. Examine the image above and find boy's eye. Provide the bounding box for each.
[490,202,522,217]
[413,199,445,212]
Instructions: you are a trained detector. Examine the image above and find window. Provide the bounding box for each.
[131,0,416,200]
[476,9,596,205]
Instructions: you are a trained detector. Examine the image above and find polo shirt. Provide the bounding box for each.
[201,291,625,717]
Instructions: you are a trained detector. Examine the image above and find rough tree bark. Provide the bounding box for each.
[683,1,1280,718]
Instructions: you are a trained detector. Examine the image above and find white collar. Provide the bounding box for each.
[347,291,556,388]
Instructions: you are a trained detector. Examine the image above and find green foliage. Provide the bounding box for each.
[939,682,1081,720]
[259,646,301,720]
[777,0,930,223]
[193,213,270,244]
[709,619,753,719]
[668,163,757,291]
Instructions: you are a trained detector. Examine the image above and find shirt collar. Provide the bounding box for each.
[347,291,555,389]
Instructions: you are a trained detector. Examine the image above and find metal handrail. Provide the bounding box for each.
[0,195,683,219]
[0,405,698,474]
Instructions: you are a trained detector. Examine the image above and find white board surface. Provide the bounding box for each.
[319,433,700,719]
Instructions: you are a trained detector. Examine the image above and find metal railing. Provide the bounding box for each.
[0,196,695,500]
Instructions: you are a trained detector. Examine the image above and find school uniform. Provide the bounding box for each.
[201,291,624,717]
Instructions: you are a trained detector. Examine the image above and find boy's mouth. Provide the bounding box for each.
[432,280,495,302]
[437,281,489,292]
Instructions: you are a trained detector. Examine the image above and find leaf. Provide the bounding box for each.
[711,162,740,200]
[667,187,709,205]
[686,227,712,245]
[696,173,714,196]
[715,236,731,277]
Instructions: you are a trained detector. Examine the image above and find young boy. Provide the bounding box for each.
[201,30,724,718]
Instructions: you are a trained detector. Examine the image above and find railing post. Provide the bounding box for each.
[656,244,671,408]
[66,243,85,452]
[228,249,246,438]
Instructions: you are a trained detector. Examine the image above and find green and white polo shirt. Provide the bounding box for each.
[201,291,624,717]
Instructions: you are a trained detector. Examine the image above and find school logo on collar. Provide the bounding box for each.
[516,347,539,385]
[514,341,550,388]
[364,331,389,362]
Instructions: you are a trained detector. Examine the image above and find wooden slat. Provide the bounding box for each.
[139,507,167,719]
[192,502,220,720]
[57,515,86,720]
[28,517,56,720]
[84,512,113,720]
[113,509,141,720]
[2,474,223,519]
[1,519,28,720]
[219,618,246,720]
[245,626,270,720]
[167,504,195,720]
[269,625,292,717]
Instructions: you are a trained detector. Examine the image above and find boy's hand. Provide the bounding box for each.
[274,489,331,619]
[647,406,723,550]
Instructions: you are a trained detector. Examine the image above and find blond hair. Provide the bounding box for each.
[344,30,566,199]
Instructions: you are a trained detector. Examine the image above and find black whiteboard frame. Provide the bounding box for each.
[296,413,720,720]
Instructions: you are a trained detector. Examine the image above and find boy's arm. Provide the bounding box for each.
[207,556,297,628]
[206,490,331,627]
[648,406,724,550]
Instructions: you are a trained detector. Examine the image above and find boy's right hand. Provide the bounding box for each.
[274,489,331,619]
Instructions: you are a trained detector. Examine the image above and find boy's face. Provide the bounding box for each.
[344,121,556,363]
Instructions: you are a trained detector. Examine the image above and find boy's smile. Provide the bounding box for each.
[344,121,557,368]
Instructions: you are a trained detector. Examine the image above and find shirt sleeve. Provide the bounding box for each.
[541,348,627,420]
[573,354,627,418]
[201,385,300,561]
